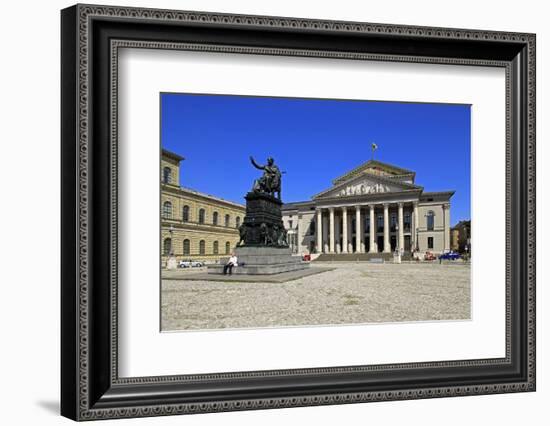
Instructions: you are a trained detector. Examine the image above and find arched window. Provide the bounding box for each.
[162,167,172,184]
[183,239,190,255]
[427,210,435,231]
[198,208,205,224]
[162,201,172,219]
[225,214,230,227]
[163,238,172,255]
[212,211,219,226]
[213,241,219,254]
[235,216,241,228]
[182,205,189,222]
[199,240,206,255]
[225,241,231,254]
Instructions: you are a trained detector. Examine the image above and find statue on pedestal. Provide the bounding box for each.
[250,156,282,200]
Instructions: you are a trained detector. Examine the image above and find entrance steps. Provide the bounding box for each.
[314,252,413,262]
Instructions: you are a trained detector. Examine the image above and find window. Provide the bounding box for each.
[427,210,435,231]
[288,220,293,229]
[182,205,189,222]
[198,208,205,224]
[365,217,370,233]
[428,236,434,249]
[162,167,172,184]
[404,212,411,231]
[377,215,384,232]
[213,211,219,226]
[199,240,205,255]
[225,214,230,227]
[235,216,241,228]
[225,241,231,254]
[163,238,172,255]
[390,213,397,231]
[213,241,219,254]
[162,201,172,219]
[183,239,190,255]
[352,218,356,234]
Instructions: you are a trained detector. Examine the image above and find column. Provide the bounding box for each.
[329,207,335,253]
[398,202,404,253]
[347,214,353,253]
[369,205,376,253]
[443,203,451,252]
[355,206,361,253]
[383,203,390,253]
[322,214,329,253]
[335,212,341,253]
[413,201,419,251]
[341,207,348,253]
[297,215,302,255]
[316,208,323,254]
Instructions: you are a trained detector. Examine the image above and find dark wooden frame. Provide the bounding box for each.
[61,4,536,421]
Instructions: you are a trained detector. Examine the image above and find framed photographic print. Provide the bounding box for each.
[61,4,536,421]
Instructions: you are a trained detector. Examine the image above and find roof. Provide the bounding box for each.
[332,159,416,185]
[162,149,185,162]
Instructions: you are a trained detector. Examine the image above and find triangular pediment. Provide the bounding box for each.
[332,160,416,186]
[314,173,422,200]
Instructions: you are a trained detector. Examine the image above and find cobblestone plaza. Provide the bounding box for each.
[161,262,470,331]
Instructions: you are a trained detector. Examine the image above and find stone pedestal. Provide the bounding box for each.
[208,246,309,275]
[166,256,178,270]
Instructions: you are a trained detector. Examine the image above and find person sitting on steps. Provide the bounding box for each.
[223,252,238,275]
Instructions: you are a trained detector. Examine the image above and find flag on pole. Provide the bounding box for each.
[371,143,378,159]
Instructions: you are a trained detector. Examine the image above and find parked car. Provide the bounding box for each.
[439,251,461,261]
[424,251,437,261]
[178,259,205,268]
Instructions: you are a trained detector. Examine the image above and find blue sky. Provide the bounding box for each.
[161,93,471,225]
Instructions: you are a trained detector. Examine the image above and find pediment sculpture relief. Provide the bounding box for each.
[338,182,391,197]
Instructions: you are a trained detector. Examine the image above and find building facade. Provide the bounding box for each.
[450,220,471,254]
[161,150,245,265]
[282,160,454,256]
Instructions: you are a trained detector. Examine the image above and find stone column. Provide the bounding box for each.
[369,205,376,253]
[322,214,329,253]
[347,214,353,253]
[316,208,323,254]
[383,203,390,253]
[443,203,451,252]
[297,215,302,255]
[341,207,348,253]
[355,206,361,253]
[413,201,419,250]
[335,212,341,253]
[329,207,335,253]
[398,202,404,252]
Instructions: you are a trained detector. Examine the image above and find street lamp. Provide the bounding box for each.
[168,224,174,256]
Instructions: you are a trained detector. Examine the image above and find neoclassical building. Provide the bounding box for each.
[161,150,245,265]
[282,160,454,257]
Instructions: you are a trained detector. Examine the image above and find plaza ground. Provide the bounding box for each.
[161,261,471,331]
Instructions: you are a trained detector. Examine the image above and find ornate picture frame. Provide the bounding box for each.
[61,4,535,421]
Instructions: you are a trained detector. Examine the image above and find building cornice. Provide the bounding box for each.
[162,184,246,210]
[162,149,184,162]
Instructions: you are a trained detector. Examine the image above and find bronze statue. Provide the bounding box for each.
[250,156,282,199]
[237,223,247,246]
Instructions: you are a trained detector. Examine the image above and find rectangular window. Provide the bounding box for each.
[428,237,434,249]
